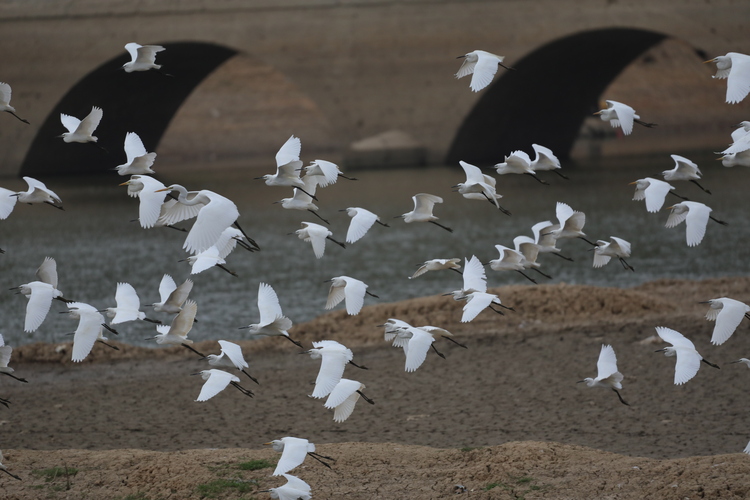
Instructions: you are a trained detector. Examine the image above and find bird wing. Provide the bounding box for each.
[280,474,312,496]
[60,113,80,134]
[0,82,11,106]
[412,193,442,215]
[157,192,205,226]
[459,161,485,184]
[655,326,695,350]
[0,345,11,369]
[123,132,148,164]
[503,151,532,172]
[215,227,243,260]
[665,204,689,228]
[469,51,501,92]
[272,438,309,476]
[461,292,494,323]
[555,202,573,225]
[35,256,58,288]
[592,247,611,268]
[343,277,367,315]
[312,350,349,398]
[596,344,620,380]
[24,283,54,332]
[157,274,177,304]
[325,379,362,422]
[404,328,434,372]
[24,177,61,204]
[76,106,103,135]
[684,202,710,247]
[673,347,702,385]
[455,55,477,79]
[218,340,248,370]
[196,370,237,401]
[608,101,635,135]
[644,179,673,213]
[135,176,168,228]
[124,42,141,63]
[462,255,487,293]
[711,299,748,345]
[325,280,347,310]
[70,304,104,362]
[112,282,142,323]
[184,192,239,254]
[609,237,631,257]
[303,223,328,259]
[257,282,284,326]
[189,247,222,275]
[0,187,17,219]
[307,159,339,187]
[136,44,165,64]
[531,144,560,171]
[346,208,378,243]
[726,53,750,104]
[275,135,301,168]
[166,279,193,309]
[169,300,197,338]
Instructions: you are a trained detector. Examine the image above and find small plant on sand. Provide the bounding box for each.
[195,478,259,499]
[32,465,78,491]
[460,446,478,452]
[238,458,274,471]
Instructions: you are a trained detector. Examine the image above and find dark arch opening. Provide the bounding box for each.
[20,42,237,177]
[446,28,668,165]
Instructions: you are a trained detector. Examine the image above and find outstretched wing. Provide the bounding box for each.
[257,282,284,326]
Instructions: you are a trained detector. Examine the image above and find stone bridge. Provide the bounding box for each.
[0,0,748,176]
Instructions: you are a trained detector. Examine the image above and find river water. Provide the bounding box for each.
[1,153,748,347]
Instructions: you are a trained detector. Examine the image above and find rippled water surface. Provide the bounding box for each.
[2,154,748,347]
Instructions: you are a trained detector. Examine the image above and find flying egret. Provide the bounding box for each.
[150,300,204,356]
[654,326,719,385]
[665,201,726,247]
[410,258,462,279]
[12,257,66,332]
[294,221,345,259]
[193,369,253,401]
[120,175,170,228]
[276,175,328,224]
[304,159,357,187]
[594,100,656,135]
[593,237,634,272]
[102,282,158,325]
[399,193,453,232]
[0,450,20,481]
[455,161,511,214]
[488,244,538,284]
[700,297,750,346]
[341,207,389,243]
[445,255,489,299]
[705,52,750,104]
[494,150,548,184]
[123,42,166,73]
[265,436,335,475]
[379,318,413,345]
[307,340,354,398]
[256,135,317,200]
[260,474,312,500]
[530,144,567,179]
[156,184,258,254]
[0,334,27,383]
[9,176,64,211]
[513,235,551,279]
[182,245,238,277]
[719,121,750,155]
[399,326,465,372]
[239,282,301,347]
[115,132,157,176]
[550,202,596,245]
[0,82,29,124]
[324,378,374,422]
[151,275,193,315]
[59,106,103,144]
[459,291,507,322]
[324,276,378,316]
[578,344,629,405]
[661,155,710,194]
[455,50,511,92]
[629,177,681,213]
[203,340,258,384]
[213,226,257,255]
[720,150,750,168]
[65,302,112,362]
[531,220,572,261]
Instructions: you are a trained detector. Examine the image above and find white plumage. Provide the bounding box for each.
[60,106,103,143]
[703,297,750,346]
[195,369,240,402]
[123,42,165,73]
[455,50,509,92]
[324,276,372,315]
[706,52,750,104]
[115,132,157,176]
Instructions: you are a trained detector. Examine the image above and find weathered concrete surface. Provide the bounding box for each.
[0,0,749,174]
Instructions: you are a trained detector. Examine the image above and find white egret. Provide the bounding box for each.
[265,436,335,476]
[120,175,169,228]
[513,235,551,280]
[530,144,567,179]
[399,193,452,232]
[594,100,656,135]
[324,378,374,422]
[239,282,301,347]
[324,276,377,316]
[59,106,103,144]
[577,344,629,405]
[256,135,317,200]
[294,221,345,259]
[700,297,750,346]
[203,340,258,384]
[593,237,634,272]
[0,450,21,481]
[341,207,389,243]
[0,186,17,220]
[719,121,750,155]
[276,175,328,224]
[261,474,312,500]
[665,201,726,247]
[102,282,158,325]
[705,52,750,104]
[531,220,572,261]
[151,275,193,315]
[10,176,64,211]
[629,177,680,213]
[410,258,462,279]
[488,244,537,284]
[661,154,710,194]
[445,255,488,299]
[400,326,438,372]
[459,291,507,323]
[729,358,750,368]
[550,202,596,245]
[455,50,511,92]
[720,150,750,168]
[0,82,29,124]
[304,159,357,187]
[307,340,354,398]
[123,42,166,73]
[150,300,205,356]
[214,226,257,255]
[494,150,548,184]
[654,326,719,385]
[745,441,750,455]
[0,334,27,383]
[182,245,238,277]
[455,161,511,214]
[12,257,66,332]
[115,132,157,176]
[193,369,253,401]
[378,318,413,345]
[65,302,113,362]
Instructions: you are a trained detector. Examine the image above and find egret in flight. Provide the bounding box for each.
[0,82,29,124]
[665,201,726,247]
[256,135,318,200]
[530,144,568,179]
[265,436,335,475]
[494,150,548,184]
[239,282,301,347]
[324,378,374,422]
[10,177,64,211]
[654,326,719,385]
[276,175,328,224]
[193,369,253,401]
[65,302,113,362]
[120,175,169,228]
[324,276,378,316]
[304,159,357,187]
[115,132,157,176]
[661,154,710,194]
[0,334,28,383]
[150,300,205,357]
[260,474,312,500]
[398,193,453,232]
[102,282,158,325]
[203,340,258,384]
[705,52,750,104]
[341,207,389,243]
[593,237,634,272]
[594,100,656,135]
[123,42,166,73]
[455,50,512,92]
[700,297,750,345]
[629,177,680,213]
[455,161,511,214]
[578,344,629,405]
[12,257,66,332]
[410,258,462,279]
[151,275,193,315]
[59,106,103,144]
[294,221,345,259]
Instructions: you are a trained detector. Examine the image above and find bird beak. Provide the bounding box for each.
[666,205,674,210]
[593,111,602,116]
[253,176,265,180]
[728,360,741,364]
[576,380,585,384]
[263,442,272,445]
[654,348,666,353]
[697,301,711,304]
[118,181,130,186]
[456,55,466,59]
[703,58,715,64]
[627,181,637,185]
[154,187,170,192]
[190,372,202,376]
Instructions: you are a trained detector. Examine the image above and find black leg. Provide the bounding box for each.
[612,388,630,406]
[182,343,206,358]
[356,390,375,404]
[431,344,446,359]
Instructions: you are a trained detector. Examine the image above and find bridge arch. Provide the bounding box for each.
[446,28,676,165]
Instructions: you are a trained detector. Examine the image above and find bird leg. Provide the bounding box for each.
[307,209,330,225]
[612,388,630,406]
[241,369,260,385]
[551,252,574,262]
[338,173,358,181]
[91,142,109,154]
[0,397,10,408]
[376,220,390,227]
[701,358,720,369]
[97,340,120,351]
[349,360,369,370]
[44,201,65,211]
[618,257,635,272]
[365,290,380,299]
[142,316,162,324]
[326,236,347,249]
[53,296,75,304]
[1,372,28,383]
[488,305,506,316]
[481,192,512,215]
[5,110,29,124]
[524,172,549,185]
[709,215,728,226]
[531,267,553,279]
[431,344,446,359]
[296,186,319,201]
[166,224,188,232]
[0,467,21,480]
[496,303,515,311]
[233,238,255,252]
[284,335,304,349]
[553,170,570,180]
[230,381,254,398]
[232,221,261,251]
[442,335,468,349]
[667,191,690,201]
[689,179,711,194]
[634,118,658,128]
[216,264,239,278]
[449,267,463,275]
[516,270,538,284]
[306,452,334,469]
[356,390,375,404]
[578,236,598,246]
[181,343,206,358]
[102,323,119,335]
[428,220,454,233]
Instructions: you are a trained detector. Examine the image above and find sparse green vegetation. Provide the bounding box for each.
[195,478,258,499]
[32,466,78,482]
[238,458,274,471]
[459,446,477,452]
